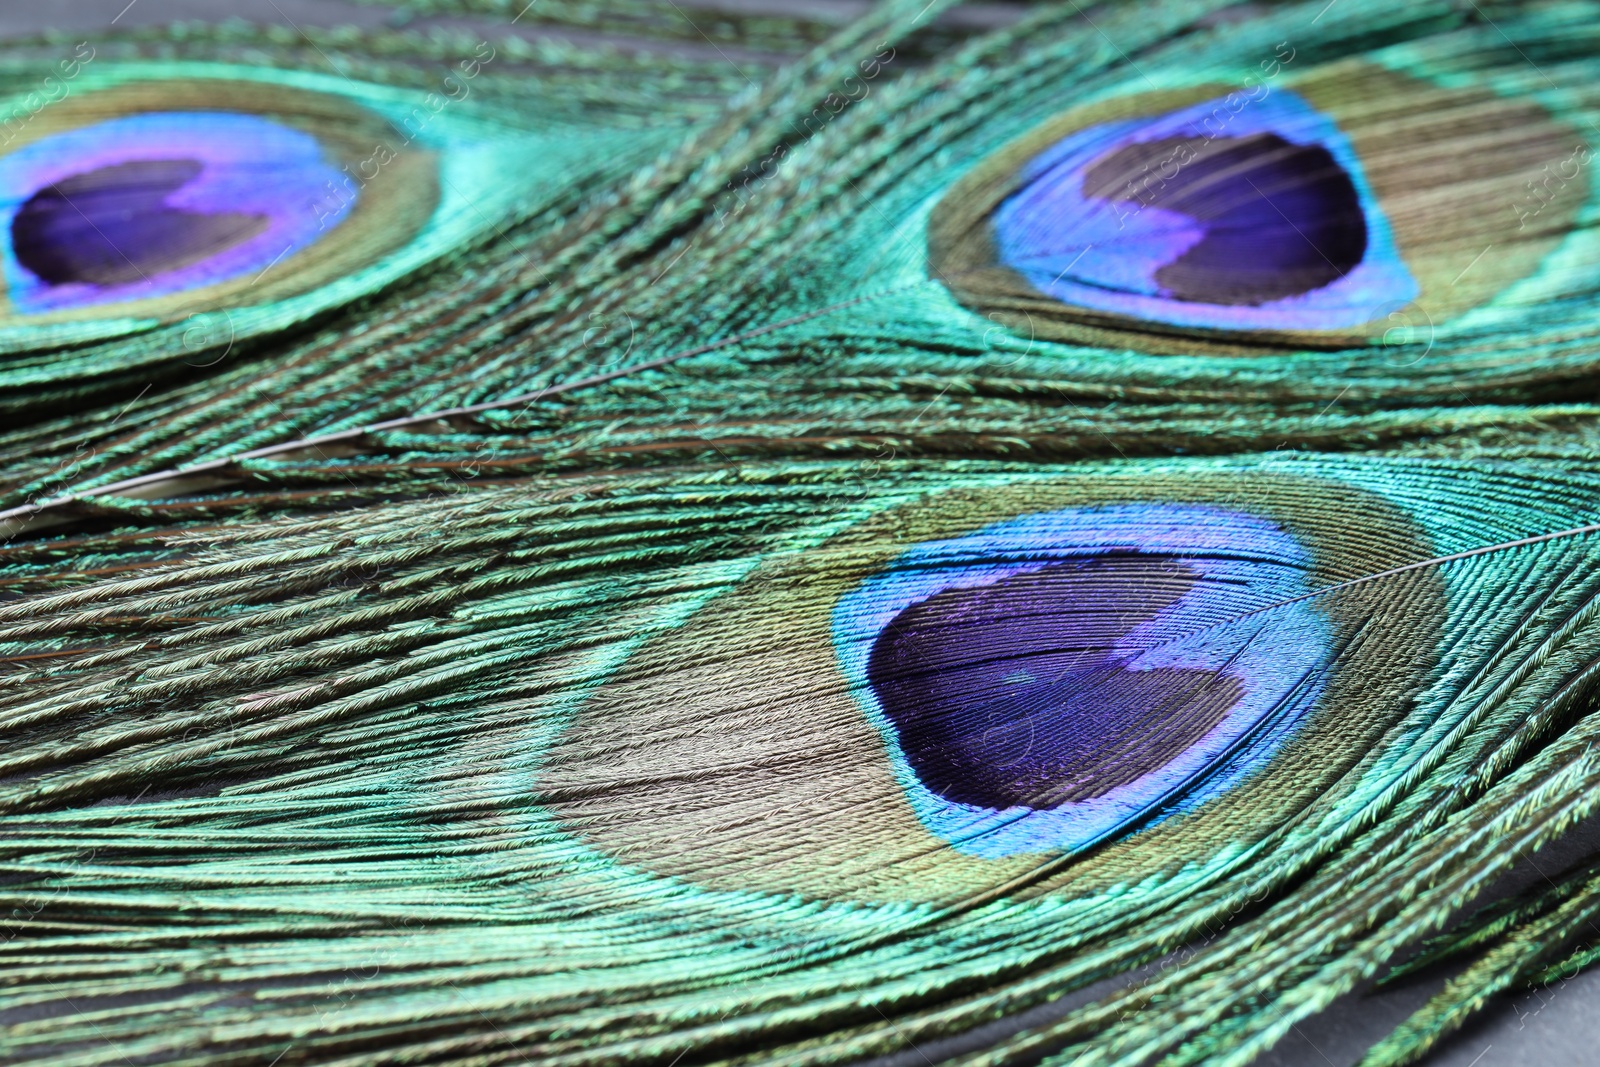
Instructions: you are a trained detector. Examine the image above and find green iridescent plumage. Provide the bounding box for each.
[4,2,1600,1065]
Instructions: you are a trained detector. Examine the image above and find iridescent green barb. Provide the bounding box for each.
[5,2,1600,1065]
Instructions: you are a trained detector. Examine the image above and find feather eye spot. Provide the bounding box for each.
[866,557,1248,809]
[0,78,441,335]
[949,90,1413,343]
[834,504,1333,857]
[14,159,269,287]
[1075,133,1368,305]
[932,65,1593,353]
[2,114,356,312]
[543,471,1445,902]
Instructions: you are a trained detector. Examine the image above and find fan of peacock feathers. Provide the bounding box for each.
[6,0,1600,1063]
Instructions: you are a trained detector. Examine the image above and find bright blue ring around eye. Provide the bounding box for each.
[0,111,353,314]
[991,90,1418,333]
[832,504,1333,858]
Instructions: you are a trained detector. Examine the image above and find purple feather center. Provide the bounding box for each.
[866,556,1245,809]
[12,159,270,287]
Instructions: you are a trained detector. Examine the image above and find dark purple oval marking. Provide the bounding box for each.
[1082,133,1366,305]
[865,556,1245,810]
[11,159,269,287]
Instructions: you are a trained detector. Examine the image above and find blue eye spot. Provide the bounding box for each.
[0,111,353,313]
[1077,132,1366,304]
[833,504,1334,857]
[947,87,1427,340]
[990,90,1415,334]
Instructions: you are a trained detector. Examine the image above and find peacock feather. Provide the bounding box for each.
[4,1,1600,1064]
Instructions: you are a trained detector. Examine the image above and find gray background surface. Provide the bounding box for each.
[2,2,1597,1064]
